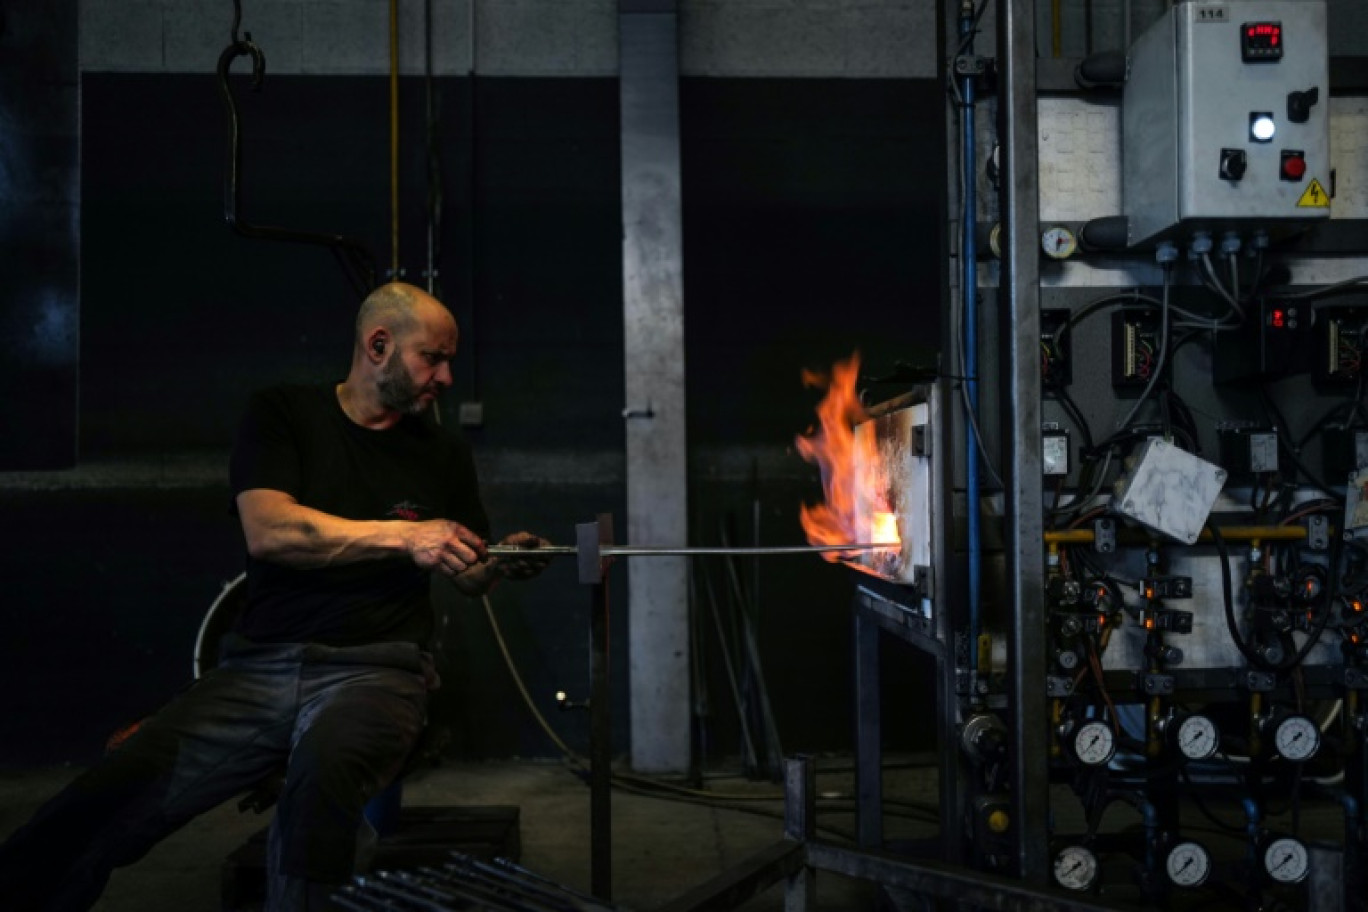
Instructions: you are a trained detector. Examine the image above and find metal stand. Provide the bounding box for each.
[577,515,615,902]
[658,756,1128,912]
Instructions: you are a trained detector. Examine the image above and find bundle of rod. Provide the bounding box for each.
[334,853,620,912]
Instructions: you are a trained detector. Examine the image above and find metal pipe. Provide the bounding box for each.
[1044,525,1309,546]
[389,0,400,277]
[998,0,1048,883]
[216,21,376,297]
[959,0,983,686]
[486,543,896,558]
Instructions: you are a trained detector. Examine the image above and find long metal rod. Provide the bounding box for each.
[487,543,896,557]
[998,0,1049,884]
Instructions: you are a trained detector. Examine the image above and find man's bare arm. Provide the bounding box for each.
[236,489,485,577]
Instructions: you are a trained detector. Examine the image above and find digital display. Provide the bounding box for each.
[1242,21,1283,62]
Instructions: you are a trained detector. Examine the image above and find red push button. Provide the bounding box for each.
[1282,154,1307,181]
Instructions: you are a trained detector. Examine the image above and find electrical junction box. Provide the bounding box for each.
[1345,467,1368,540]
[1123,1,1330,248]
[1043,423,1070,476]
[1217,424,1278,477]
[1110,438,1227,544]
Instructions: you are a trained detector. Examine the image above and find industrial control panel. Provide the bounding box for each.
[1123,0,1330,247]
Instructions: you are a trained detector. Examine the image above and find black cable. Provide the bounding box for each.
[1049,385,1095,454]
[1277,274,1368,301]
[1281,528,1340,669]
[1210,521,1277,670]
[1162,387,1204,457]
[1179,767,1247,833]
[1056,293,1162,360]
[1259,385,1343,501]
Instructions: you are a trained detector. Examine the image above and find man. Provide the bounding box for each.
[0,282,551,910]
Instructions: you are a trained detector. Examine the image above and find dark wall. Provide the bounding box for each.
[0,0,79,469]
[680,79,945,764]
[1,70,946,769]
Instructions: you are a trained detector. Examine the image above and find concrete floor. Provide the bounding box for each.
[0,758,890,912]
[2,757,1353,911]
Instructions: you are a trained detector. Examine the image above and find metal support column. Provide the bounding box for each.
[578,516,616,900]
[783,757,816,912]
[619,0,690,775]
[853,607,882,849]
[996,0,1049,884]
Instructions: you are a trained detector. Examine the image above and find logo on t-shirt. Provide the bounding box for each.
[387,500,430,521]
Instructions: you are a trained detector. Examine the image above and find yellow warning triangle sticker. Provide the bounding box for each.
[1297,178,1331,208]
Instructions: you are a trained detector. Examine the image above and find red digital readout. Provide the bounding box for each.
[1271,309,1286,329]
[1246,23,1281,45]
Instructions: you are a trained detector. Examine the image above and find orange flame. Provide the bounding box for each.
[794,352,900,563]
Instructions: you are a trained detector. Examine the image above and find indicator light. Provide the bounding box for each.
[1250,113,1276,143]
[1281,151,1307,182]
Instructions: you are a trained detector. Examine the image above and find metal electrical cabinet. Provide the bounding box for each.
[1123,0,1331,247]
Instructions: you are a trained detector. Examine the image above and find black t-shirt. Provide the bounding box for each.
[228,384,490,647]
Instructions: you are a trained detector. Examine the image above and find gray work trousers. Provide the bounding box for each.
[0,635,431,911]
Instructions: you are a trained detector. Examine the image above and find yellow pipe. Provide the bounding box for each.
[1044,525,1308,546]
[1051,0,1062,58]
[390,0,400,277]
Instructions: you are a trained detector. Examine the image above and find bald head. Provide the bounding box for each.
[355,282,453,348]
[342,283,459,423]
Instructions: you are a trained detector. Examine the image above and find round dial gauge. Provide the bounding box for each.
[1175,714,1220,761]
[1263,836,1310,884]
[1053,845,1099,892]
[1165,841,1211,888]
[1273,714,1321,761]
[1072,720,1116,766]
[1042,226,1078,260]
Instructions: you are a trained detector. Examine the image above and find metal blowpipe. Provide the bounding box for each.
[485,542,896,558]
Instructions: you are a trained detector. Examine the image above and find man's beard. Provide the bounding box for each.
[377,355,435,415]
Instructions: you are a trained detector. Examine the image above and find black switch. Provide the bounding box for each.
[1220,148,1248,181]
[1288,87,1319,123]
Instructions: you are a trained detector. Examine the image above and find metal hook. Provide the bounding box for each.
[216,1,376,298]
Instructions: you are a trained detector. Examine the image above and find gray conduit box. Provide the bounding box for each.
[1123,0,1330,248]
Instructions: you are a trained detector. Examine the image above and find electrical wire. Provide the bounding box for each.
[947,46,1003,494]
[480,593,836,806]
[1276,274,1368,302]
[1210,521,1276,670]
[1048,385,1094,454]
[389,0,400,277]
[1199,252,1246,326]
[1259,385,1343,501]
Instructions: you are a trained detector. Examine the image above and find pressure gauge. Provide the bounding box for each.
[1165,841,1211,888]
[1072,720,1116,766]
[1273,714,1321,761]
[1175,714,1220,761]
[1263,836,1310,884]
[1053,845,1100,892]
[1041,225,1078,260]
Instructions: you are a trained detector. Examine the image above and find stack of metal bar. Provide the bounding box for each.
[334,854,622,912]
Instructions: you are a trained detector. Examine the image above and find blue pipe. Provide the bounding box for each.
[1133,795,1160,873]
[1243,797,1262,869]
[1339,790,1360,852]
[959,1,981,676]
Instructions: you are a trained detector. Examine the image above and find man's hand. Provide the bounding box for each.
[489,531,553,581]
[406,519,487,578]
